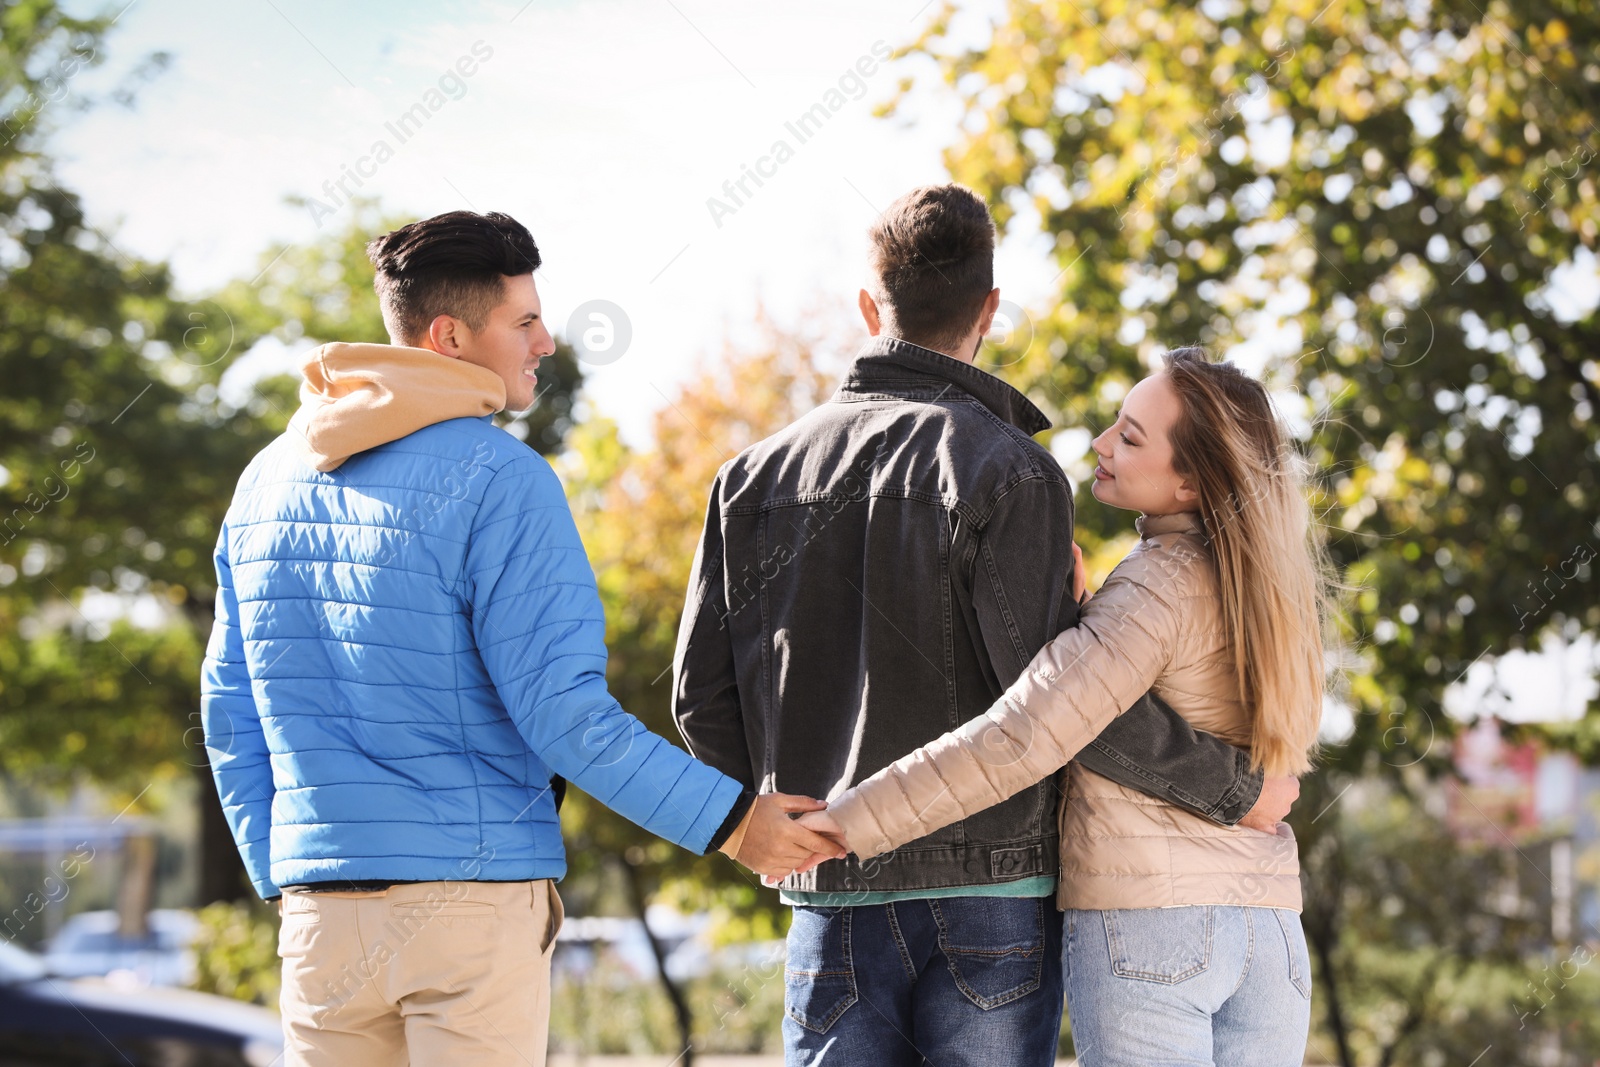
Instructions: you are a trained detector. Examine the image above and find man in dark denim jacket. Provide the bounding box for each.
[673,185,1292,1066]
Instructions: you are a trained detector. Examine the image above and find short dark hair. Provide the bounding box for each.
[366,211,541,345]
[866,184,995,352]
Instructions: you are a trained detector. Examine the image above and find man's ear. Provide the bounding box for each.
[425,314,467,358]
[974,287,1001,337]
[858,288,882,337]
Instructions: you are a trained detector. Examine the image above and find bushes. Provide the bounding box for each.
[190,900,280,1007]
[549,952,789,1056]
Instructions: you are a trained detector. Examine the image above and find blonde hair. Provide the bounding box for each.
[1164,347,1331,777]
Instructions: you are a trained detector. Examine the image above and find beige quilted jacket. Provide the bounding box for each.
[826,510,1303,912]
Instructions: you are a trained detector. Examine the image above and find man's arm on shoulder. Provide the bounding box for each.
[671,472,756,787]
[1075,694,1263,826]
[974,472,1263,827]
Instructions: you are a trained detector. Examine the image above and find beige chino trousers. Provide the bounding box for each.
[278,879,563,1067]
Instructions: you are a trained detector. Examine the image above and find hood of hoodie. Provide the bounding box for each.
[286,342,506,472]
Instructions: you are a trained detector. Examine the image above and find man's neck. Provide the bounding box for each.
[884,332,980,365]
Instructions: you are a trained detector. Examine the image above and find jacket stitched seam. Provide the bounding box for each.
[234,594,459,616]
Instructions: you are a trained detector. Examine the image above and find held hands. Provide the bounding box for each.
[795,809,846,849]
[721,792,847,880]
[1237,775,1300,833]
[758,809,850,888]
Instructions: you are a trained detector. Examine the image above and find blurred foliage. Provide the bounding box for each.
[1297,775,1600,1065]
[0,3,281,899]
[550,951,788,1056]
[0,621,204,791]
[896,1,1600,1062]
[190,899,280,1007]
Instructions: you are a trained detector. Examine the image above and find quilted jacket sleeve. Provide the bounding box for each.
[200,525,279,900]
[827,544,1193,859]
[466,450,744,854]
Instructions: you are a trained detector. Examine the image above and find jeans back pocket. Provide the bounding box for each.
[1272,908,1313,999]
[930,897,1047,1010]
[785,907,858,1035]
[1102,906,1213,984]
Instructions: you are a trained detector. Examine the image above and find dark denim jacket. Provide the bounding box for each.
[673,336,1261,894]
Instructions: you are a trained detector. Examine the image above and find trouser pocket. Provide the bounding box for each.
[785,907,857,1035]
[930,896,1048,1010]
[540,879,565,955]
[1102,906,1213,984]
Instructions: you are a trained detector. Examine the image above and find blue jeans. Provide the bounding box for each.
[1063,906,1312,1067]
[783,897,1064,1066]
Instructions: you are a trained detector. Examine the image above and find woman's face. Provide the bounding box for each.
[1089,373,1199,515]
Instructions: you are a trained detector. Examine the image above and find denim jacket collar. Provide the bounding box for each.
[837,335,1052,437]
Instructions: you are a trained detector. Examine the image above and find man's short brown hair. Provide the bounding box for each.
[367,211,540,346]
[866,184,996,352]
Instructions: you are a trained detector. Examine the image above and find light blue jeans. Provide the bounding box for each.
[1063,906,1312,1067]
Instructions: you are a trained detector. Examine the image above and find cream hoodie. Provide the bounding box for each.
[286,343,506,472]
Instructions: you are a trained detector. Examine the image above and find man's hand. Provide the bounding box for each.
[723,792,847,879]
[1237,775,1300,833]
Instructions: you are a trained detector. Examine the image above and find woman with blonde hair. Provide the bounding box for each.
[805,346,1332,1066]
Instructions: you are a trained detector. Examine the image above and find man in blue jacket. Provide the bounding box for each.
[201,210,842,1067]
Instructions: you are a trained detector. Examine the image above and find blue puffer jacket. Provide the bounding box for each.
[201,352,742,900]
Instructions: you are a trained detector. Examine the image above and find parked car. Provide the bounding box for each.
[0,939,282,1066]
[43,909,199,988]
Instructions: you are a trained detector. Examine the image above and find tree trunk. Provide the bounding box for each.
[617,857,695,1067]
[194,763,251,904]
[1305,889,1355,1067]
[116,833,157,938]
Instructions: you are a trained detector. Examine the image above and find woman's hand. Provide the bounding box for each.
[1072,542,1090,604]
[759,810,850,887]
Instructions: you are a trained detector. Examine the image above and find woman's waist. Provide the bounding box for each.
[1057,765,1301,875]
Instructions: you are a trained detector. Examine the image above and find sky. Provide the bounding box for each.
[48,0,1057,443]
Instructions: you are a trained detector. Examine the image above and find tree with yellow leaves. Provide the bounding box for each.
[554,314,841,1062]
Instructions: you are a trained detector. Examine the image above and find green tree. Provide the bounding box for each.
[0,0,283,900]
[898,1,1600,1062]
